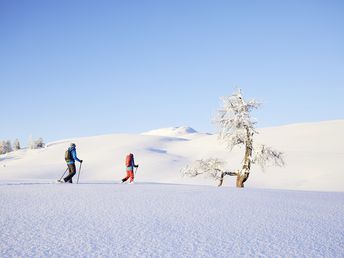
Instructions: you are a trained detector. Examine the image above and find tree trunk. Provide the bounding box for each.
[218,172,225,187]
[236,173,249,188]
[236,127,253,188]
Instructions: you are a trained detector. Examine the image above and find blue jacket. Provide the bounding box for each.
[67,146,81,165]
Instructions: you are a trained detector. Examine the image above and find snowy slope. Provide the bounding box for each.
[0,182,343,257]
[0,120,343,192]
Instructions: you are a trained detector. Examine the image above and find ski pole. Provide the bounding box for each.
[134,166,138,174]
[77,162,82,184]
[59,167,68,181]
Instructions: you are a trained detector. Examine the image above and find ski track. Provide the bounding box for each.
[1,183,344,257]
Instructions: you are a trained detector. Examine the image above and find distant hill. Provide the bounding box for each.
[142,126,199,137]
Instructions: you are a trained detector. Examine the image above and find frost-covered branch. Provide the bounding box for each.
[214,89,261,150]
[181,158,237,186]
[181,158,225,181]
[253,144,285,171]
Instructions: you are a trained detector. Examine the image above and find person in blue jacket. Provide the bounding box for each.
[62,143,83,183]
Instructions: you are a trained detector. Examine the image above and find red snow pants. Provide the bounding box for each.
[122,168,134,183]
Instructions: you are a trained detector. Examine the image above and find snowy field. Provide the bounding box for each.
[1,182,344,257]
[1,120,344,257]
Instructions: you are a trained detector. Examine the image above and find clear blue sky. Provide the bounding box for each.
[1,0,343,145]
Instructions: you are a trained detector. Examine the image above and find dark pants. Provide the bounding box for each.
[64,164,76,183]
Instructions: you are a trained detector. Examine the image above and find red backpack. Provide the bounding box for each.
[125,154,133,167]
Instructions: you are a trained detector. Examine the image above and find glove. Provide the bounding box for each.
[135,165,139,168]
[80,160,83,163]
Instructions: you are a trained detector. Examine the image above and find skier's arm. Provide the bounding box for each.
[132,158,138,167]
[72,149,82,163]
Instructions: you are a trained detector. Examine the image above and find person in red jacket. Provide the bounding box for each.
[122,153,139,183]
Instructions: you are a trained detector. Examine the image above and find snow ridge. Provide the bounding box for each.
[142,126,198,137]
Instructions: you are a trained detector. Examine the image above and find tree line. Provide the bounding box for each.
[0,137,45,154]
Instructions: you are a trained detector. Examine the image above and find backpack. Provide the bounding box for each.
[65,148,72,162]
[125,154,132,167]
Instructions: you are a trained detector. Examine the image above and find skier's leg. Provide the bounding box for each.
[129,170,134,183]
[70,164,76,183]
[122,170,130,182]
[64,164,72,182]
[64,164,76,183]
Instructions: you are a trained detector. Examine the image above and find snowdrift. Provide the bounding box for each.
[0,120,343,192]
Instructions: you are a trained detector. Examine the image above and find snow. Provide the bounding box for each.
[1,182,343,257]
[142,126,198,137]
[1,120,343,192]
[1,120,344,257]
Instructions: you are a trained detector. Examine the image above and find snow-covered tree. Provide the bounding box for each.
[0,141,5,154]
[182,89,285,188]
[28,136,34,149]
[0,140,13,154]
[5,140,12,153]
[13,139,21,151]
[29,136,45,149]
[35,137,45,148]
